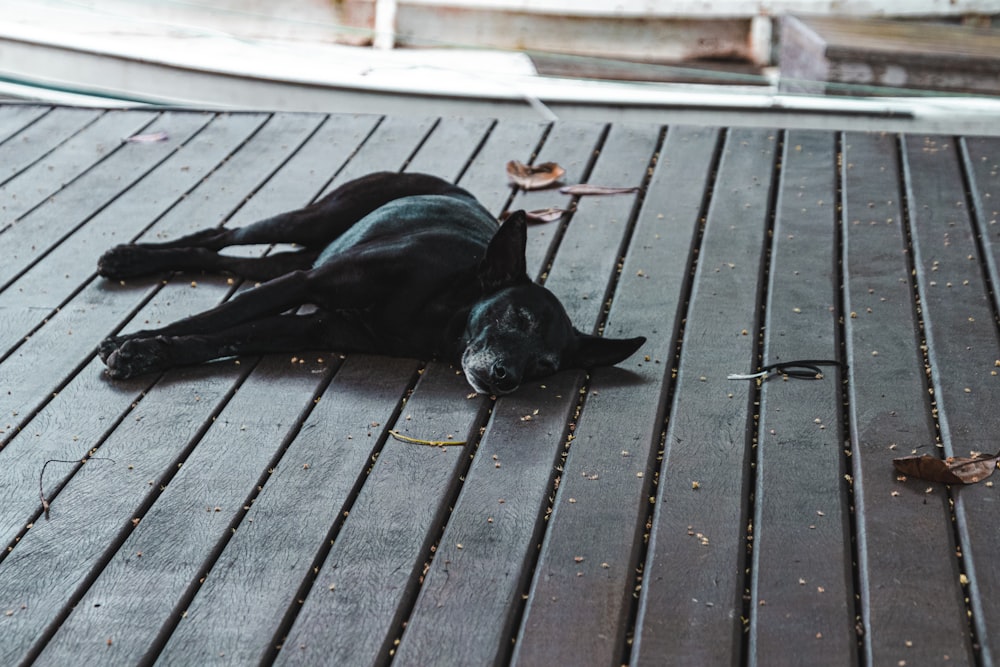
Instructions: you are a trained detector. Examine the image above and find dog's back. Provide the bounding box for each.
[313,192,496,271]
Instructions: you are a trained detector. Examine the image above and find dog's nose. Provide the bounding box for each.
[491,361,518,392]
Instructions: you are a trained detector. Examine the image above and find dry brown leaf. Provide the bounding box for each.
[124,131,170,143]
[892,451,1000,484]
[559,184,639,196]
[525,207,568,223]
[506,161,565,190]
[500,208,567,224]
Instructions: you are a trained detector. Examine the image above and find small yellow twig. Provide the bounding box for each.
[388,430,466,447]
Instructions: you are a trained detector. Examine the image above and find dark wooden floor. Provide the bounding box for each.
[0,104,998,666]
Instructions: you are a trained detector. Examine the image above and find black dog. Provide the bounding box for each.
[97,172,644,395]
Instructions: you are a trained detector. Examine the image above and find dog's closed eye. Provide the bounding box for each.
[492,305,539,332]
[516,308,540,331]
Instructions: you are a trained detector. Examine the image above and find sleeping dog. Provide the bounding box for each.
[96,172,645,395]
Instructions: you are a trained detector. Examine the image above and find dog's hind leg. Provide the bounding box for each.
[98,172,471,281]
[97,200,343,280]
[129,206,335,251]
[100,269,316,361]
[104,310,367,379]
[144,173,458,250]
[98,245,321,282]
[219,172,471,248]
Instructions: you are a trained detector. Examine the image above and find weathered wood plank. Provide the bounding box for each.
[901,134,1000,664]
[0,280,184,458]
[0,356,150,543]
[518,120,607,278]
[393,122,643,667]
[959,134,1000,665]
[842,131,971,666]
[0,357,251,665]
[509,125,717,666]
[275,118,547,665]
[540,123,660,328]
[0,107,101,186]
[0,109,159,228]
[0,112,350,663]
[315,115,435,195]
[0,114,268,546]
[28,114,415,664]
[156,355,419,665]
[456,118,551,211]
[38,355,329,664]
[154,114,492,665]
[0,111,203,289]
[118,113,333,247]
[0,113,267,359]
[7,111,420,660]
[393,372,583,667]
[630,128,778,666]
[961,136,1000,335]
[0,105,50,145]
[748,130,856,665]
[510,123,696,667]
[404,116,495,178]
[0,113,321,458]
[97,112,338,341]
[3,105,998,666]
[274,369,491,665]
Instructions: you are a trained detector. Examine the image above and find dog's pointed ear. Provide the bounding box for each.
[564,331,646,369]
[480,211,530,292]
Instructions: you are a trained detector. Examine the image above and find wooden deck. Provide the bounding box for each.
[0,104,999,666]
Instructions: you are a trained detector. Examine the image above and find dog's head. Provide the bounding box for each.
[461,211,645,395]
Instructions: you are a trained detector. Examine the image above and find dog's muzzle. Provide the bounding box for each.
[461,347,520,396]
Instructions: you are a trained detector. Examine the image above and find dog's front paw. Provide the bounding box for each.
[98,335,125,362]
[97,245,155,280]
[104,336,171,379]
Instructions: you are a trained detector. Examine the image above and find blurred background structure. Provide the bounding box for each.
[0,0,998,133]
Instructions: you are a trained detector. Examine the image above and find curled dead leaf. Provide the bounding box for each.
[892,451,1000,484]
[124,131,170,143]
[559,184,639,196]
[502,207,568,224]
[506,161,565,190]
[525,207,568,223]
